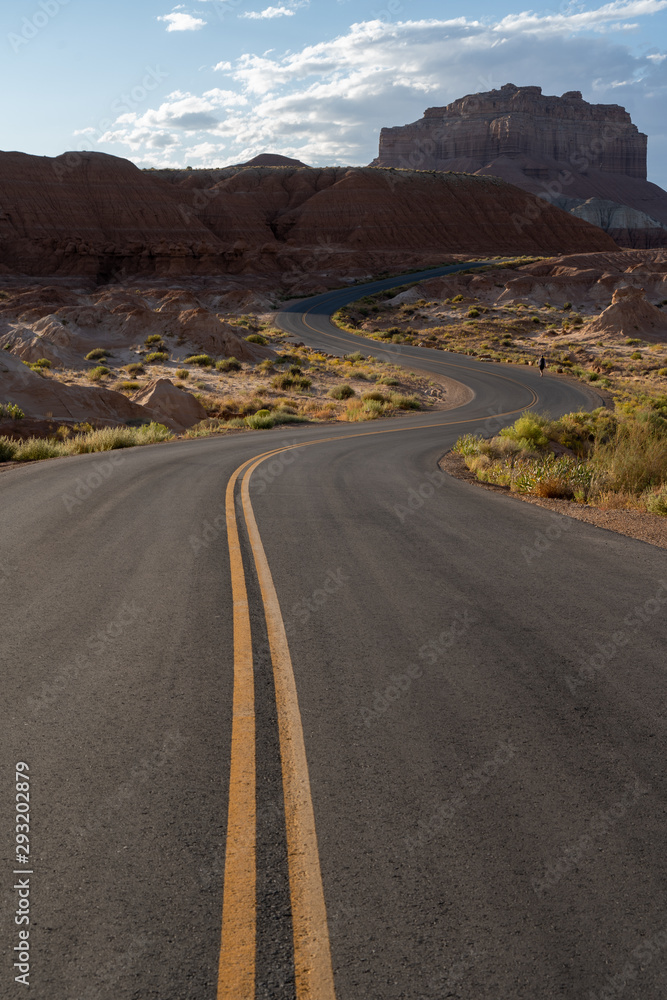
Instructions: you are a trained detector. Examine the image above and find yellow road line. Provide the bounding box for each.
[217,460,259,1000]
[217,392,542,995]
[241,455,337,1000]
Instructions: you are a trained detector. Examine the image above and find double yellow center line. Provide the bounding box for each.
[218,444,337,1000]
[216,389,541,998]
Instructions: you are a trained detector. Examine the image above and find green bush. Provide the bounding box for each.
[345,351,364,363]
[145,334,164,345]
[246,334,268,345]
[145,352,169,364]
[88,366,111,381]
[451,294,463,303]
[183,354,213,367]
[175,369,189,379]
[500,412,549,448]
[124,362,145,375]
[0,402,24,420]
[467,308,480,318]
[85,348,111,361]
[29,358,52,370]
[117,381,141,392]
[328,384,355,400]
[216,357,241,372]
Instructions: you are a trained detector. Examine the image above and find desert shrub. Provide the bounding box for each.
[563,301,572,310]
[389,393,420,410]
[645,485,667,515]
[288,365,302,375]
[145,334,164,345]
[117,381,141,392]
[345,351,364,363]
[0,402,24,420]
[500,412,549,449]
[272,373,293,390]
[246,334,268,345]
[0,437,18,461]
[145,351,169,364]
[85,348,110,361]
[12,438,61,461]
[377,376,399,385]
[451,294,463,303]
[245,411,274,429]
[453,433,484,457]
[328,384,355,400]
[183,354,213,367]
[362,390,388,402]
[257,358,274,373]
[467,308,480,318]
[30,358,52,370]
[630,351,642,360]
[590,415,667,493]
[125,362,145,375]
[216,357,241,372]
[88,366,111,381]
[175,369,189,379]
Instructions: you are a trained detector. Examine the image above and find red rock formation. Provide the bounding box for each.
[0,150,615,282]
[372,84,667,245]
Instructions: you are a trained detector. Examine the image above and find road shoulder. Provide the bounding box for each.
[440,450,667,550]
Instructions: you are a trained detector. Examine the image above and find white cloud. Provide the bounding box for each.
[87,5,667,185]
[157,12,206,31]
[242,6,297,18]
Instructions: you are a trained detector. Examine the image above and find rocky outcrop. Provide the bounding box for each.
[130,377,207,431]
[372,84,667,247]
[402,249,667,313]
[0,151,614,283]
[0,349,154,425]
[580,285,667,342]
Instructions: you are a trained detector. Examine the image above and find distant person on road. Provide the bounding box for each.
[538,356,546,377]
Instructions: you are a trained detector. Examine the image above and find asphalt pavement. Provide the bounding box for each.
[2,262,667,1000]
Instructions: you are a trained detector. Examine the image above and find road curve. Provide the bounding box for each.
[2,264,667,1000]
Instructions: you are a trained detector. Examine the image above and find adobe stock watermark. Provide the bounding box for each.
[188,444,302,556]
[61,451,126,513]
[54,65,168,181]
[531,776,651,896]
[358,608,476,726]
[587,923,667,1000]
[8,0,70,54]
[70,729,184,842]
[565,579,667,695]
[404,740,518,852]
[26,601,141,715]
[521,512,574,565]
[419,944,482,998]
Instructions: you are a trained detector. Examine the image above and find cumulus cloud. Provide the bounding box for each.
[157,12,206,31]
[242,6,297,18]
[88,5,667,184]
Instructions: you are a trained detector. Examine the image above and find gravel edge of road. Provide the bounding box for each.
[440,450,667,550]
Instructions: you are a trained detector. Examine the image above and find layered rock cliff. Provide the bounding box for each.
[372,84,667,246]
[0,149,615,283]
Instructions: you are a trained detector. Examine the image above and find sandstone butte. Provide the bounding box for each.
[0,150,615,282]
[371,83,667,249]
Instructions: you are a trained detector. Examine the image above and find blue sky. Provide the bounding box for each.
[2,0,666,184]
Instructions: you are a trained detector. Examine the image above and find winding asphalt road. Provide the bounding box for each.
[2,261,667,1000]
